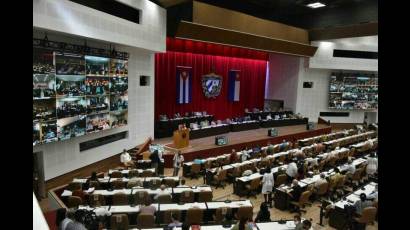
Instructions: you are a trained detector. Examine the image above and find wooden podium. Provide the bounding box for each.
[173,128,190,149]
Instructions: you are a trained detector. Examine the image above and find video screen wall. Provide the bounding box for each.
[329,73,378,110]
[33,48,128,146]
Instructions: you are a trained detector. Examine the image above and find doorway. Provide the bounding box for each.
[33,151,46,200]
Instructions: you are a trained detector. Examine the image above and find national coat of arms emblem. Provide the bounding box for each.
[202,73,222,98]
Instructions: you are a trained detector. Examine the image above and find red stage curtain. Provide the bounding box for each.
[155,51,267,120]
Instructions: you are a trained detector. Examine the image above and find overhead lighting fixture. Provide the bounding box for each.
[307,2,326,8]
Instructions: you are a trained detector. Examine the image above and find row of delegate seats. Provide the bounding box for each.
[67,175,181,191]
[63,185,213,208]
[203,134,376,190]
[78,200,253,229]
[184,130,374,181]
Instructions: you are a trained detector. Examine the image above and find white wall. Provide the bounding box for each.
[265,53,300,111]
[309,36,378,71]
[295,65,375,123]
[295,36,378,123]
[265,36,378,124]
[33,0,166,52]
[33,0,165,180]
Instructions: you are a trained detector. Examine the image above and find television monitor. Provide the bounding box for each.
[215,136,228,146]
[33,47,129,146]
[329,73,378,110]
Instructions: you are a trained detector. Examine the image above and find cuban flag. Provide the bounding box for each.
[176,66,192,104]
[228,70,240,102]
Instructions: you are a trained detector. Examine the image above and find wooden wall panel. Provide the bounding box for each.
[193,1,309,44]
[176,21,317,57]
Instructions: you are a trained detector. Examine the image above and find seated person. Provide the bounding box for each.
[294,215,303,230]
[279,140,288,151]
[288,179,303,202]
[229,149,238,163]
[140,199,157,216]
[266,142,274,155]
[302,219,312,230]
[346,159,356,177]
[177,179,187,187]
[168,213,182,228]
[266,114,272,120]
[367,184,378,201]
[154,185,171,201]
[231,218,252,230]
[329,167,342,186]
[240,150,250,162]
[254,202,271,223]
[354,193,374,215]
[286,162,298,182]
[313,173,327,192]
[84,171,100,190]
[120,149,134,167]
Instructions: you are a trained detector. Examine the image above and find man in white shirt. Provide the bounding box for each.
[345,159,356,176]
[286,162,298,182]
[367,184,378,201]
[241,150,250,162]
[120,149,134,167]
[314,173,327,191]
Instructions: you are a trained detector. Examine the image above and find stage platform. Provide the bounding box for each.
[154,124,332,167]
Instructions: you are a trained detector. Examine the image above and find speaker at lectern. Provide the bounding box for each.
[173,125,190,149]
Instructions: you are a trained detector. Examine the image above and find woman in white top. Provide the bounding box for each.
[366,152,378,175]
[261,167,274,204]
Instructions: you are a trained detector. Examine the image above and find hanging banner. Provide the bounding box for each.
[176,66,193,104]
[228,70,240,102]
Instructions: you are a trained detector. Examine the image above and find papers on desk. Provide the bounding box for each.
[73,178,87,183]
[159,202,207,211]
[61,190,72,197]
[353,182,377,196]
[206,200,253,209]
[85,187,95,194]
[172,186,212,194]
[256,221,298,230]
[237,173,262,182]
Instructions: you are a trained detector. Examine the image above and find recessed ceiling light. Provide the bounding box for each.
[307,2,326,8]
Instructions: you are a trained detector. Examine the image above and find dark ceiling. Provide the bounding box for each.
[150,0,378,30]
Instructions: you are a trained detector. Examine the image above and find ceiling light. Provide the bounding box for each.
[307,2,326,8]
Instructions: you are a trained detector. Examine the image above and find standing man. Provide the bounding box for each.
[150,150,161,175]
[173,151,184,176]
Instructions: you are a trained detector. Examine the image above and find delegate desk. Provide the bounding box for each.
[63,185,210,205]
[245,111,293,120]
[259,118,308,128]
[234,164,288,197]
[329,182,378,229]
[108,168,156,177]
[298,129,354,147]
[230,121,260,132]
[130,220,302,230]
[70,176,180,190]
[323,131,376,150]
[190,124,230,140]
[155,115,214,138]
